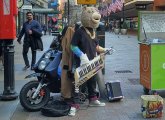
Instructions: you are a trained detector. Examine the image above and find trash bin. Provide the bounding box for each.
[97,22,105,74]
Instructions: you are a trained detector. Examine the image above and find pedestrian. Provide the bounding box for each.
[17,11,43,70]
[42,24,47,35]
[109,22,112,33]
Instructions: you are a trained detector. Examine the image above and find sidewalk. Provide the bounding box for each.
[0,35,54,120]
[0,32,165,120]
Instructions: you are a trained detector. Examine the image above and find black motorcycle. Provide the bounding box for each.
[19,37,64,111]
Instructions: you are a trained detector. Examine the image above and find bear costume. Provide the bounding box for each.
[68,6,110,116]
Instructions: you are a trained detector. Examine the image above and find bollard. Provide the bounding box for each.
[0,40,18,100]
[0,0,18,100]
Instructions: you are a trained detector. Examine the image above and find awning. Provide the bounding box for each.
[31,9,60,14]
[125,0,154,9]
[109,0,154,20]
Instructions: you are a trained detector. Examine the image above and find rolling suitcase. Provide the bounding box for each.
[105,81,124,101]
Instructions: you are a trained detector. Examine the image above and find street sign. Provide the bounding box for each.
[22,5,32,10]
[77,0,96,5]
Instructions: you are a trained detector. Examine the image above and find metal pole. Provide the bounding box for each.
[0,40,18,100]
[65,2,67,26]
[67,0,70,25]
[18,10,21,34]
[123,3,125,23]
[45,14,48,29]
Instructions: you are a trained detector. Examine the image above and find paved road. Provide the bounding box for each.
[0,32,164,120]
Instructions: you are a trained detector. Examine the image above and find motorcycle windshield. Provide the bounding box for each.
[45,51,62,77]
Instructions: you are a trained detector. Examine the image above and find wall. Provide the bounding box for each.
[154,0,165,10]
[154,0,165,6]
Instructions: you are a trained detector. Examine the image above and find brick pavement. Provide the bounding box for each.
[0,32,164,120]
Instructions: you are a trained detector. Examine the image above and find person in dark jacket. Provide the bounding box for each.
[42,24,47,35]
[17,11,42,70]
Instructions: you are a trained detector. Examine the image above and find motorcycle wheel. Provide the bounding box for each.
[19,81,50,111]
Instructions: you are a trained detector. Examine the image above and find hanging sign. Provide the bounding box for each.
[22,5,32,10]
[77,0,96,5]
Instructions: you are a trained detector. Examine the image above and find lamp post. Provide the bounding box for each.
[17,0,24,34]
[67,0,70,25]
[120,1,125,29]
[0,0,18,100]
[122,2,125,23]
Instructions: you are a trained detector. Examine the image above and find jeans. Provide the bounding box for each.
[72,75,98,104]
[23,41,36,66]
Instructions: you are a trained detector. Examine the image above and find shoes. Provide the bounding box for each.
[22,65,30,70]
[89,100,105,107]
[31,64,35,70]
[68,107,77,116]
[68,104,80,117]
[31,66,35,70]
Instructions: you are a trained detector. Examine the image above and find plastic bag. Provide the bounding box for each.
[41,100,71,117]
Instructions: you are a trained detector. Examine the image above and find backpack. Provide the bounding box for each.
[41,100,71,117]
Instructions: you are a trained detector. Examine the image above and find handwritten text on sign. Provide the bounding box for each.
[142,14,165,33]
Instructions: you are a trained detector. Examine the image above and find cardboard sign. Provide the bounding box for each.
[138,11,165,42]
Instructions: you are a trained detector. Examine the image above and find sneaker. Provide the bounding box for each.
[68,107,76,116]
[31,66,35,70]
[89,100,105,107]
[22,65,30,70]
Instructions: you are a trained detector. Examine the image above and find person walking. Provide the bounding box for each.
[17,11,43,70]
[42,24,47,35]
[109,22,112,33]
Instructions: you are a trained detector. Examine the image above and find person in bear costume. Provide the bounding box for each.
[69,6,110,116]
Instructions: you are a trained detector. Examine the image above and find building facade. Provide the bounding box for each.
[104,0,165,33]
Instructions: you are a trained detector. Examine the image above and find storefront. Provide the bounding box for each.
[107,0,154,32]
